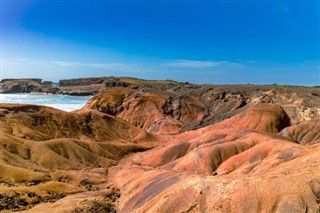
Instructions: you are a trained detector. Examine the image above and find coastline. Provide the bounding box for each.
[0,93,92,112]
[1,77,318,97]
[0,77,320,211]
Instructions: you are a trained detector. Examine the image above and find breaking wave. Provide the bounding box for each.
[0,93,92,112]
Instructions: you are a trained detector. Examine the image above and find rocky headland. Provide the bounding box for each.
[0,77,130,96]
[0,77,320,212]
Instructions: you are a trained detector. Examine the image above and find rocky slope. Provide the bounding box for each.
[0,77,131,95]
[83,82,320,134]
[0,104,159,211]
[0,78,319,212]
[109,104,320,213]
[0,79,49,94]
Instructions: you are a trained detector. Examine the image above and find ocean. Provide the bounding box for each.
[0,94,92,112]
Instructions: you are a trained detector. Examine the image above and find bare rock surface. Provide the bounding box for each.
[280,118,320,145]
[109,104,320,213]
[0,103,159,211]
[0,78,319,212]
[0,79,47,94]
[83,80,320,134]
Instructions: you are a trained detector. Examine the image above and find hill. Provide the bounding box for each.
[0,78,319,212]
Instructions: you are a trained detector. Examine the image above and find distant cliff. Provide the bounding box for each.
[0,77,132,95]
[0,79,49,93]
[59,77,106,86]
[59,77,129,87]
[1,78,43,84]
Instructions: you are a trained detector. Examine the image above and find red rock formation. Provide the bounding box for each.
[215,104,291,133]
[108,104,320,212]
[83,88,206,135]
[82,82,320,135]
[1,81,320,212]
[280,117,320,145]
[0,103,160,210]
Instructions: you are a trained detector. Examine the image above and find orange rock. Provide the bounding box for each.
[280,118,320,145]
[1,82,320,212]
[82,88,206,135]
[108,104,320,212]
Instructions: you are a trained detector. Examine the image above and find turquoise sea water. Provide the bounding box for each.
[0,94,92,112]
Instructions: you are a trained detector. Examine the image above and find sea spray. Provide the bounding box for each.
[0,94,92,112]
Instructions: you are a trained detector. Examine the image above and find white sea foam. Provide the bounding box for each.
[0,94,92,112]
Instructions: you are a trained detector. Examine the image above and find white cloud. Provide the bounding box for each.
[273,4,290,13]
[14,58,29,62]
[166,60,229,68]
[51,61,81,67]
[49,60,144,72]
[4,58,241,74]
[88,62,141,71]
[2,58,30,65]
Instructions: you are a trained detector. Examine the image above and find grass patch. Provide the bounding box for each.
[73,200,116,213]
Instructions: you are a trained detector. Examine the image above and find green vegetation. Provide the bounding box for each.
[73,200,116,213]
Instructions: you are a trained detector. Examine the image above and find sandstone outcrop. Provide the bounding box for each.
[280,118,320,145]
[0,78,320,212]
[83,83,320,134]
[109,104,320,212]
[0,103,159,211]
[0,77,133,96]
[0,79,46,93]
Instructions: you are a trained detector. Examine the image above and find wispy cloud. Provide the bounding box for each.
[3,58,30,64]
[5,58,242,72]
[49,60,144,72]
[4,58,241,74]
[14,58,29,62]
[273,3,290,13]
[166,60,230,68]
[3,57,319,85]
[51,61,81,67]
[4,58,50,67]
[89,62,142,71]
[89,63,120,68]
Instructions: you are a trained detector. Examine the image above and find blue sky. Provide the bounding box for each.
[1,1,319,85]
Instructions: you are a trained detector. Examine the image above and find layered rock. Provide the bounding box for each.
[82,87,206,135]
[109,104,320,213]
[1,79,320,212]
[83,83,320,134]
[0,103,160,211]
[280,118,320,145]
[0,79,45,93]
